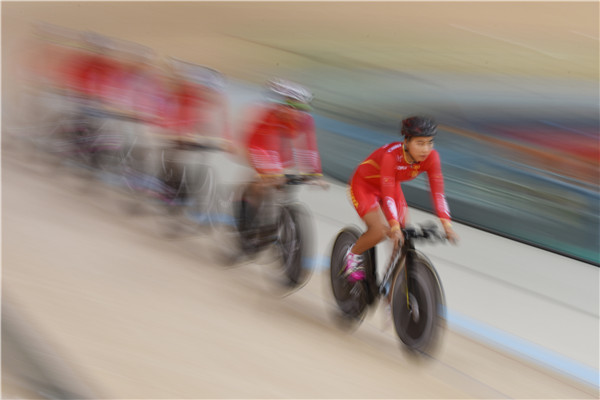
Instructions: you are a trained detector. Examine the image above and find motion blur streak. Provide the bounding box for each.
[2,2,598,398]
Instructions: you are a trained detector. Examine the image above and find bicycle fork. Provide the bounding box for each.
[380,244,415,313]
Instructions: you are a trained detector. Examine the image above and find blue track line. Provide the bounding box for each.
[311,254,599,389]
[445,309,599,389]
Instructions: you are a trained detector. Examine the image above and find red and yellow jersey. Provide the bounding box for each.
[351,141,450,226]
[62,52,120,99]
[244,104,322,175]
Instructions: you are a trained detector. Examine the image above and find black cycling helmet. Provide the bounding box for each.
[401,116,438,138]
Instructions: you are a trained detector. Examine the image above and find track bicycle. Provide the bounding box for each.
[330,222,447,354]
[229,174,324,289]
[117,138,224,237]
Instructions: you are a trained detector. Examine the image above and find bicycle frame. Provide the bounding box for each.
[329,222,447,352]
[377,233,447,312]
[238,176,311,249]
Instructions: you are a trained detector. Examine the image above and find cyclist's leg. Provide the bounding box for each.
[162,143,185,198]
[348,178,388,255]
[240,147,282,230]
[245,147,284,208]
[240,179,264,230]
[351,208,388,255]
[344,180,387,281]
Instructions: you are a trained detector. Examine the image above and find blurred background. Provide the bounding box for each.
[2,1,599,398]
[4,1,598,263]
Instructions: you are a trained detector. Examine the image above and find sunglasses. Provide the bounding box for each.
[285,99,312,111]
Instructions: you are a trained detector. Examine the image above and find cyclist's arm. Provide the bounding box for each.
[238,105,267,164]
[191,92,234,151]
[425,150,452,225]
[380,150,401,231]
[298,114,323,176]
[217,92,234,151]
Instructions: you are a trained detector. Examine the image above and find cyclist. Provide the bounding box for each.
[159,61,230,147]
[152,61,231,202]
[344,116,458,282]
[238,78,326,232]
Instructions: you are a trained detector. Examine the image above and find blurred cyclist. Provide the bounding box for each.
[152,60,231,202]
[159,60,230,147]
[239,78,326,228]
[345,116,458,282]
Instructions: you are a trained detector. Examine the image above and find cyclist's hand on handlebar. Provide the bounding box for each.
[441,220,459,244]
[260,174,285,187]
[223,141,237,154]
[388,224,404,249]
[315,178,330,190]
[301,174,330,190]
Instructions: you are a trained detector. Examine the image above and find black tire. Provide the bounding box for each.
[276,205,312,289]
[391,257,444,354]
[329,227,370,321]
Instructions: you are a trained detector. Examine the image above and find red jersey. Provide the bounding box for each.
[63,52,119,100]
[350,142,450,226]
[159,81,205,132]
[245,104,322,175]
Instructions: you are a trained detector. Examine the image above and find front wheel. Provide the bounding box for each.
[392,258,444,354]
[275,205,312,289]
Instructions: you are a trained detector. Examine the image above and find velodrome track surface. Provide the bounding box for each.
[2,143,598,399]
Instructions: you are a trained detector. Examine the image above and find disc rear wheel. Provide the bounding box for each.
[330,228,370,322]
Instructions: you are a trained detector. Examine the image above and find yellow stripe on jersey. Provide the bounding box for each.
[360,159,380,169]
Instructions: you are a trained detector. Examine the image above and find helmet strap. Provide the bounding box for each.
[403,142,417,164]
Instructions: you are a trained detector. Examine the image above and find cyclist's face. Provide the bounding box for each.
[278,105,299,124]
[406,137,434,162]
